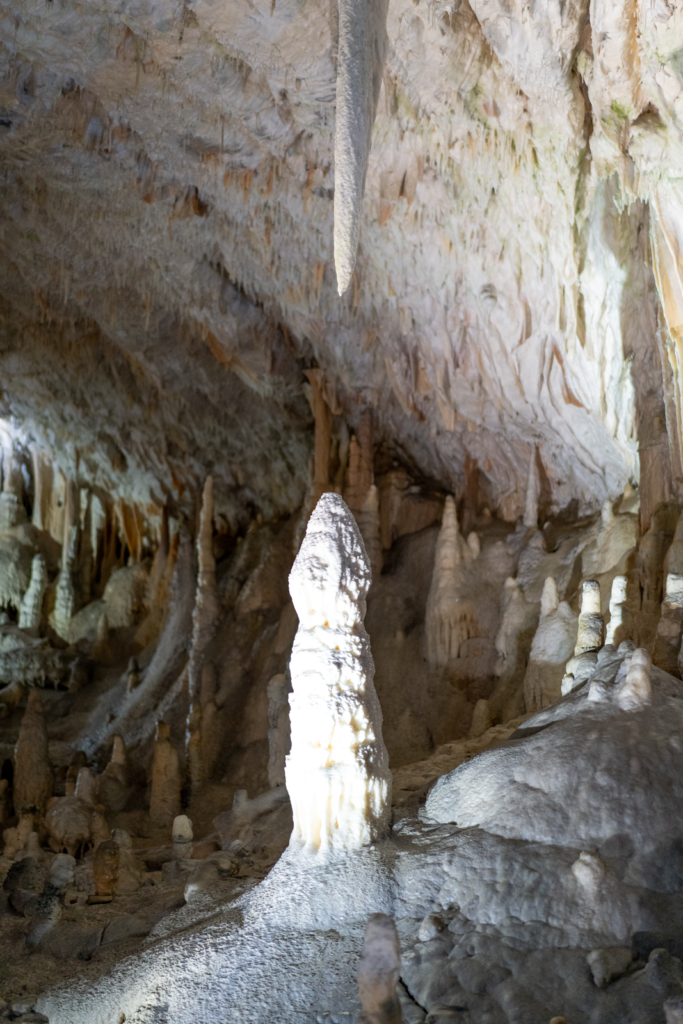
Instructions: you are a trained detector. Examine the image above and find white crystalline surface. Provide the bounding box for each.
[286,493,391,853]
[427,647,683,852]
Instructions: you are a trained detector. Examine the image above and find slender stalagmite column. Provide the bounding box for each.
[574,580,604,656]
[188,476,219,699]
[14,689,53,817]
[285,493,391,854]
[426,496,474,667]
[186,478,219,791]
[19,555,47,633]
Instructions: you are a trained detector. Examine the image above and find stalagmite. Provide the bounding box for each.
[426,496,475,667]
[111,828,143,893]
[334,0,389,294]
[93,839,119,897]
[96,736,128,815]
[172,814,193,860]
[74,767,96,805]
[267,673,291,789]
[358,484,382,582]
[605,575,630,647]
[469,698,491,738]
[188,476,219,698]
[31,448,52,532]
[615,648,652,711]
[561,580,606,696]
[150,721,182,828]
[523,448,539,529]
[285,492,391,854]
[523,577,578,712]
[18,554,47,633]
[654,573,683,676]
[356,914,402,1024]
[0,444,26,531]
[574,580,604,656]
[52,483,80,641]
[344,412,373,513]
[14,689,52,817]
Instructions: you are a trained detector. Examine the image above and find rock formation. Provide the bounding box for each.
[285,493,391,853]
[333,0,389,293]
[524,577,577,712]
[574,580,605,656]
[96,737,129,816]
[426,496,475,668]
[13,689,52,817]
[18,554,47,633]
[149,722,182,829]
[172,815,193,861]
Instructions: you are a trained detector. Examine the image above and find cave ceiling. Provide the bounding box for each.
[1,0,683,521]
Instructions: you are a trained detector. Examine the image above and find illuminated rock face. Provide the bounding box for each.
[285,493,391,854]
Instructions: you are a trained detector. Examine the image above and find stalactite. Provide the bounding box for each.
[334,0,389,293]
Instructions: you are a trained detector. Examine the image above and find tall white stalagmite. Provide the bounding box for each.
[285,492,391,854]
[19,554,47,632]
[605,575,629,647]
[426,496,474,667]
[574,579,605,656]
[334,0,389,294]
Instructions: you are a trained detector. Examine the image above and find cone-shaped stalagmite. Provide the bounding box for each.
[426,496,475,667]
[14,690,52,816]
[150,722,181,828]
[286,493,391,853]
